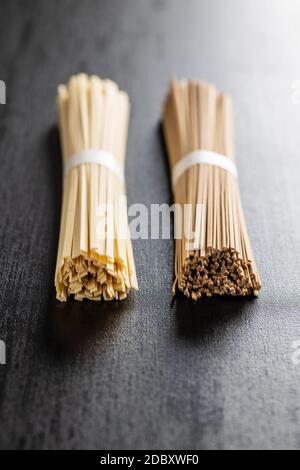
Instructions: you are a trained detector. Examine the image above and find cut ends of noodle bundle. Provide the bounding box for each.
[55,74,138,302]
[162,78,261,300]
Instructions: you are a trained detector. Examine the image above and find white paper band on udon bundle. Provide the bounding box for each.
[64,149,124,183]
[172,150,238,189]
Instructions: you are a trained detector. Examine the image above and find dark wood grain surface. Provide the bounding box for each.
[0,0,300,450]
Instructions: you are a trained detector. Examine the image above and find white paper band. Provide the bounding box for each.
[172,150,238,189]
[64,149,124,183]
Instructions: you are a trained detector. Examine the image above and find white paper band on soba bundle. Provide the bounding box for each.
[172,150,238,190]
[64,149,125,184]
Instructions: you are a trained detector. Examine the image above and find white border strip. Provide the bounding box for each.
[64,149,124,183]
[172,150,238,189]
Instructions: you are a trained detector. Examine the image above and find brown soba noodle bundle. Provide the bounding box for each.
[163,79,261,300]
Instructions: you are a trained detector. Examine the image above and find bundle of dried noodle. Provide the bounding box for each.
[163,79,261,300]
[55,74,138,301]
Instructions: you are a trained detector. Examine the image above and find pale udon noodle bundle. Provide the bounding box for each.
[55,74,138,302]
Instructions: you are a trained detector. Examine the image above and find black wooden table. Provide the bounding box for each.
[0,0,300,450]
